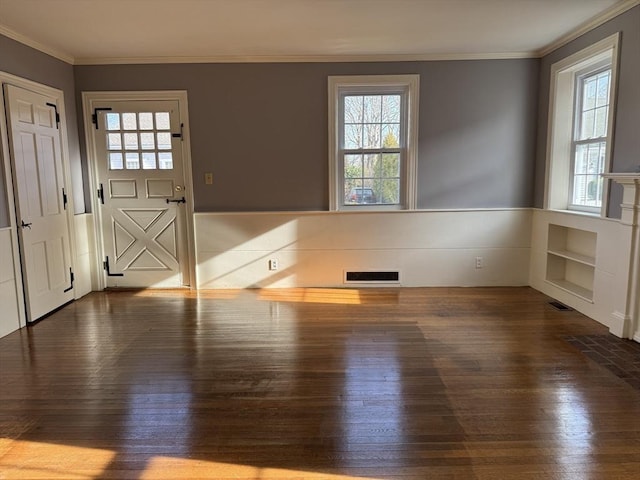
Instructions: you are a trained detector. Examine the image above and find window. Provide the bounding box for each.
[570,67,611,209]
[546,33,619,215]
[105,111,174,170]
[328,75,419,210]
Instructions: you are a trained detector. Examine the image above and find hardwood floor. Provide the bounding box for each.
[1,287,639,479]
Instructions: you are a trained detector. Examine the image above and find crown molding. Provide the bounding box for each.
[538,0,640,57]
[74,51,536,65]
[0,24,74,64]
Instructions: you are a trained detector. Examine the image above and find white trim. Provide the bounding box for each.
[538,0,639,57]
[0,25,74,64]
[82,90,196,290]
[0,71,78,325]
[544,33,620,216]
[328,74,419,212]
[74,52,537,65]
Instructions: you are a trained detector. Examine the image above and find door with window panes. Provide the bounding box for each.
[93,100,189,287]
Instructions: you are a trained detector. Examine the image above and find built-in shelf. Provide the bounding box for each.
[546,224,597,302]
[547,248,595,267]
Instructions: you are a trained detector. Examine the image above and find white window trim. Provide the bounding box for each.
[328,74,419,211]
[545,33,620,216]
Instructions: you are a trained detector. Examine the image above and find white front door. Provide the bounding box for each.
[90,99,190,288]
[4,84,74,321]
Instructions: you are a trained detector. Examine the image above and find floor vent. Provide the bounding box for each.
[345,271,400,283]
[549,301,573,311]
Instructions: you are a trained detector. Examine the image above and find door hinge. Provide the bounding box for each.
[63,268,74,293]
[62,188,68,210]
[92,107,113,129]
[97,183,104,204]
[103,256,124,277]
[172,123,184,140]
[46,102,60,128]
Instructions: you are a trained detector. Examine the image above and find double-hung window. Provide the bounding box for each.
[570,66,612,210]
[546,33,618,215]
[328,75,419,211]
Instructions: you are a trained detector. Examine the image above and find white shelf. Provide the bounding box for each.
[545,224,596,303]
[547,248,595,267]
[546,278,593,302]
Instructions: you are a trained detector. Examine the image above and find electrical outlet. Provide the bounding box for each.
[475,256,483,269]
[269,259,279,271]
[204,173,213,185]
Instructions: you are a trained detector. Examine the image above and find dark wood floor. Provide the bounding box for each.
[1,287,639,479]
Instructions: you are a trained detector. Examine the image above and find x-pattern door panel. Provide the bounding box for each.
[93,99,188,288]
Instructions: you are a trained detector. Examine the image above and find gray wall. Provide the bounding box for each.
[74,59,539,212]
[0,34,85,227]
[535,5,640,218]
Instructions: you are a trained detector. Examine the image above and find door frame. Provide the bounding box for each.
[82,91,196,290]
[0,71,78,326]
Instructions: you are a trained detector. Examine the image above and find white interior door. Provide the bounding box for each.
[91,99,189,288]
[4,84,74,321]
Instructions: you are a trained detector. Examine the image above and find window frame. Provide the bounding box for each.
[328,75,419,211]
[545,33,619,216]
[568,63,612,213]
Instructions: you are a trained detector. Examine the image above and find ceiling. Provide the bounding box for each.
[0,0,636,64]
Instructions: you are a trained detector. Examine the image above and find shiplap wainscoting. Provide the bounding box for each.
[0,228,22,338]
[194,209,532,289]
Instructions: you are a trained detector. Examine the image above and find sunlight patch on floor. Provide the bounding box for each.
[258,288,363,305]
[0,439,115,479]
[0,439,381,480]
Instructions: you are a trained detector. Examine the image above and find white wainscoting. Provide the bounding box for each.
[529,209,621,333]
[0,228,22,338]
[194,209,532,289]
[73,213,96,297]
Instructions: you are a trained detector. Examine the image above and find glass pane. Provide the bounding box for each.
[123,133,138,150]
[157,132,172,149]
[109,152,123,170]
[107,133,122,150]
[106,113,121,131]
[158,152,173,169]
[380,153,400,177]
[140,132,155,149]
[363,95,382,123]
[344,154,362,178]
[582,77,597,110]
[344,124,362,149]
[589,142,606,174]
[381,95,401,123]
[378,179,400,204]
[139,112,154,130]
[362,123,381,148]
[586,175,603,204]
[572,174,588,205]
[381,124,400,147]
[344,179,363,205]
[363,154,378,178]
[125,152,140,169]
[574,144,589,175]
[594,106,608,138]
[344,96,363,124]
[155,112,170,130]
[122,113,137,130]
[142,152,156,169]
[596,71,610,107]
[580,110,595,139]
